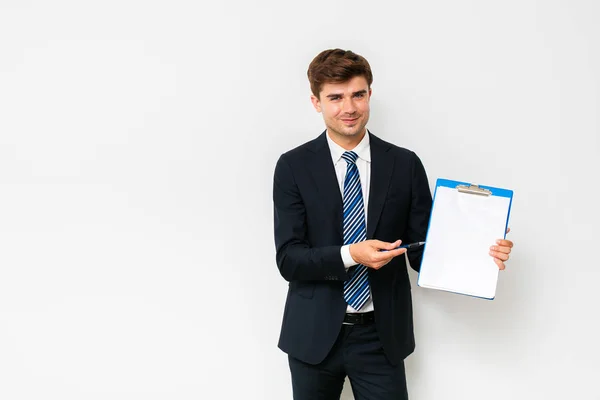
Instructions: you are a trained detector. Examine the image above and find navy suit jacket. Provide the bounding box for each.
[273,131,432,366]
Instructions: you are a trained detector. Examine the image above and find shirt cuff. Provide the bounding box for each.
[341,245,357,269]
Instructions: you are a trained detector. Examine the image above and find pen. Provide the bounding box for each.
[397,241,426,250]
[380,241,426,252]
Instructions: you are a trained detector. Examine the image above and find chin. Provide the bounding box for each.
[328,124,365,138]
[342,127,365,137]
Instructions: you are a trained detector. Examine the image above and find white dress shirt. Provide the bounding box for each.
[326,130,374,313]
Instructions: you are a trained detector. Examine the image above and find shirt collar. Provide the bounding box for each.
[326,129,371,164]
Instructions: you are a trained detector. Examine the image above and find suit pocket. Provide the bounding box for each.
[290,281,315,299]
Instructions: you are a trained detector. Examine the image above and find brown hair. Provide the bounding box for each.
[307,49,373,98]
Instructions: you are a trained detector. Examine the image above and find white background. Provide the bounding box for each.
[1,1,598,399]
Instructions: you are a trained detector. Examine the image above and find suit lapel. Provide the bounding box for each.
[367,133,394,239]
[307,132,343,240]
[306,131,394,241]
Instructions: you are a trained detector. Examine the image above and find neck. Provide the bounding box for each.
[327,129,366,150]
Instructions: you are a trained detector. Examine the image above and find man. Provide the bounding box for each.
[272,49,513,399]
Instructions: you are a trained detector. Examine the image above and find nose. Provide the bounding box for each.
[342,98,357,115]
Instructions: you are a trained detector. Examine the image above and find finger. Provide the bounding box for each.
[366,260,383,269]
[494,257,506,270]
[371,240,386,248]
[495,239,513,248]
[375,240,402,252]
[381,240,401,250]
[490,245,511,254]
[506,227,511,234]
[376,247,406,261]
[383,240,402,250]
[489,249,509,261]
[387,247,407,258]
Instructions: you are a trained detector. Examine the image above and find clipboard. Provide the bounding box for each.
[417,178,513,300]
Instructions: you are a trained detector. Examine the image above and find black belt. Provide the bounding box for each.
[343,311,375,325]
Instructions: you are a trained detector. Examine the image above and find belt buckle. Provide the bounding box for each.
[344,312,362,325]
[344,311,373,325]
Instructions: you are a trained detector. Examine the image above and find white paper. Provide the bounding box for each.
[418,185,511,299]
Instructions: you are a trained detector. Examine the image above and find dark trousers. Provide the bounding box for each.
[288,322,408,400]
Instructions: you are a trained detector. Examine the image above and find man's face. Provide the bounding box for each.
[311,75,372,141]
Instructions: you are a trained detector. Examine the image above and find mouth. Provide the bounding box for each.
[341,117,359,124]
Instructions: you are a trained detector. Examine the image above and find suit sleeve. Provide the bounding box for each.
[273,154,350,282]
[405,152,433,272]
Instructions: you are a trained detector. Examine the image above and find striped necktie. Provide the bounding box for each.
[341,151,370,311]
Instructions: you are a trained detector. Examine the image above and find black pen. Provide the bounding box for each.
[397,241,426,250]
[380,241,426,252]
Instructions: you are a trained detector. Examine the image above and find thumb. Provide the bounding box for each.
[371,240,387,249]
[384,240,402,250]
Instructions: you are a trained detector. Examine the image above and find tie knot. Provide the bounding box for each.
[342,151,359,164]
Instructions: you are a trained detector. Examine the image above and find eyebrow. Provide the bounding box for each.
[325,90,367,99]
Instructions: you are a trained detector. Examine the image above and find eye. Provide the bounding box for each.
[354,93,364,98]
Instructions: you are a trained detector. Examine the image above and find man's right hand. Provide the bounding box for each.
[349,240,407,270]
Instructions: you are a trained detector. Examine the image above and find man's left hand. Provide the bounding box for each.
[490,227,513,270]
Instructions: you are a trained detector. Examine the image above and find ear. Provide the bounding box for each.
[310,95,322,113]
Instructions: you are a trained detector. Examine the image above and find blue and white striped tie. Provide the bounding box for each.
[341,151,370,311]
